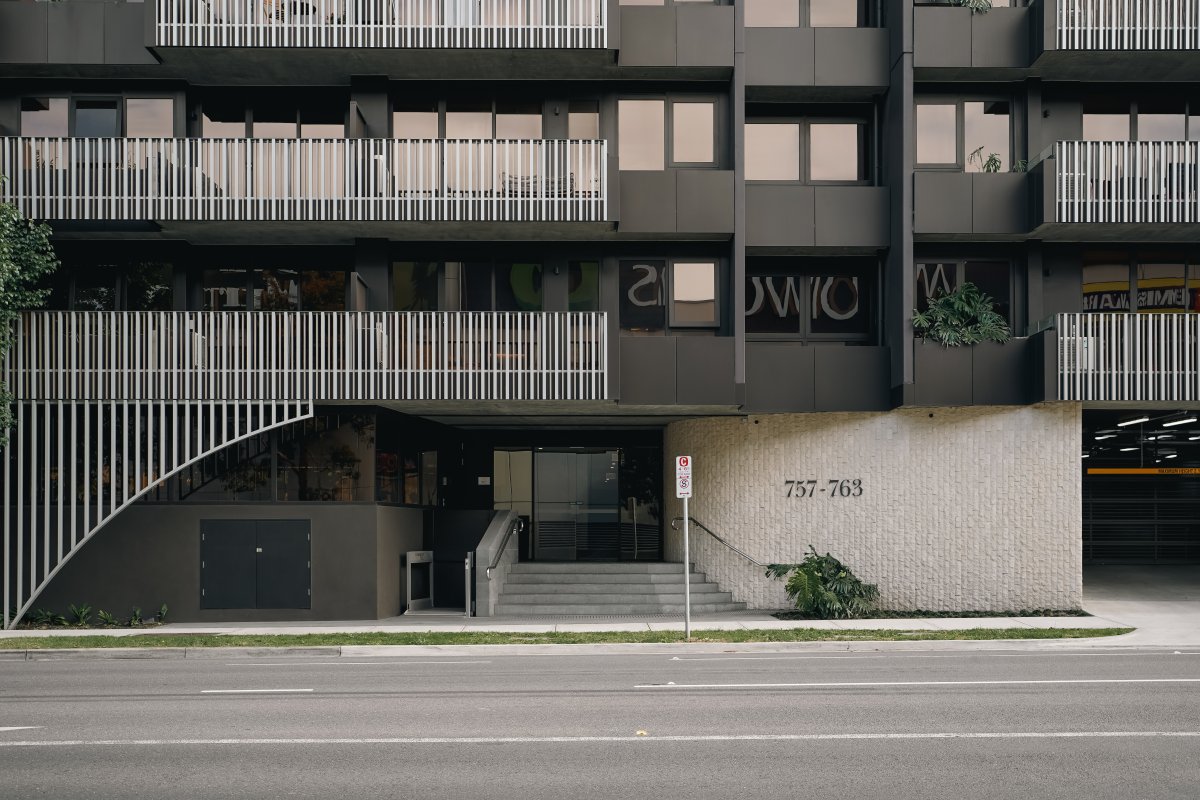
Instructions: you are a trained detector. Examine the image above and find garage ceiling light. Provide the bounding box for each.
[1120,447,1138,452]
[1118,416,1150,427]
[1162,416,1197,427]
[1095,434,1117,440]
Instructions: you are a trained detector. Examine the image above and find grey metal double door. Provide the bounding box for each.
[200,520,311,609]
[533,450,621,561]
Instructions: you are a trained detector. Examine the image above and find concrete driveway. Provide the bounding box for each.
[1084,565,1200,647]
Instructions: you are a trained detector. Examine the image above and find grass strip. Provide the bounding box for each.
[0,627,1132,649]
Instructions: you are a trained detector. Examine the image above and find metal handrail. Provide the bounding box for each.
[486,517,524,579]
[670,516,766,569]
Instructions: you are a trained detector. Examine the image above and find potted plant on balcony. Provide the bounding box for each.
[912,281,1027,405]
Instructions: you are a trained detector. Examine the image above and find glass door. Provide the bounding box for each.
[533,450,620,561]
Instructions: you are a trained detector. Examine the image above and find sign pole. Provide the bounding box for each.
[682,495,691,639]
[675,455,693,640]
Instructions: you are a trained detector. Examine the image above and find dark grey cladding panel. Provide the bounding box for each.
[972,173,1028,234]
[813,28,888,87]
[912,341,974,407]
[814,346,890,411]
[746,342,815,413]
[619,336,677,405]
[745,28,815,87]
[677,336,736,405]
[914,6,1029,69]
[48,2,105,64]
[104,3,157,65]
[678,170,734,234]
[814,187,889,247]
[619,171,677,233]
[676,5,734,67]
[913,6,972,68]
[913,172,972,234]
[971,339,1031,406]
[0,3,48,63]
[618,7,677,67]
[747,184,815,247]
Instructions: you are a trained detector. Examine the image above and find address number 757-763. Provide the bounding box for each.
[784,479,863,499]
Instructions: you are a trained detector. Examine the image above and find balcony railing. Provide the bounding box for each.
[1055,140,1199,224]
[155,0,607,48]
[1058,0,1199,50]
[0,137,607,223]
[4,311,609,403]
[1057,312,1200,403]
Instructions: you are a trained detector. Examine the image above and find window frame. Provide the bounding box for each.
[914,97,1015,173]
[745,259,877,342]
[668,261,721,329]
[619,257,727,334]
[668,97,720,168]
[744,0,872,27]
[744,116,872,185]
[914,258,1016,329]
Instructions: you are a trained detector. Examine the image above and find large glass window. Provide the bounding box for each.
[300,270,347,311]
[916,103,958,165]
[964,101,1010,172]
[672,102,715,164]
[254,269,300,310]
[746,0,799,27]
[126,262,173,311]
[299,108,344,139]
[495,263,544,312]
[747,261,874,340]
[1083,99,1130,141]
[393,262,440,311]
[568,261,601,311]
[496,103,542,139]
[202,269,249,311]
[276,414,376,502]
[568,101,600,139]
[1138,259,1187,312]
[1137,100,1186,140]
[915,261,1011,325]
[619,259,666,333]
[746,123,801,180]
[202,103,246,138]
[670,262,718,327]
[618,100,665,171]
[125,98,174,138]
[74,268,119,311]
[21,97,68,136]
[810,0,858,26]
[810,123,867,181]
[446,101,493,138]
[394,101,440,138]
[1081,254,1131,312]
[75,100,120,138]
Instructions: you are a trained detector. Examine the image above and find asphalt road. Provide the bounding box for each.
[2,646,1200,799]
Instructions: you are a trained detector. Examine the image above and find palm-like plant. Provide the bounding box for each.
[912,281,1011,347]
[765,547,880,619]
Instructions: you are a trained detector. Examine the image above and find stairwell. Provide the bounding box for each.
[495,562,746,615]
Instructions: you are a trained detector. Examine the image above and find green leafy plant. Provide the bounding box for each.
[29,608,63,627]
[766,547,880,619]
[96,610,120,627]
[67,603,92,626]
[157,603,169,624]
[912,281,1012,346]
[968,146,1002,173]
[1011,159,1029,173]
[128,606,143,627]
[954,0,992,12]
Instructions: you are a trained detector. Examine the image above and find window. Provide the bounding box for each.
[619,259,667,332]
[126,262,173,311]
[21,97,68,136]
[202,103,246,138]
[1138,259,1187,312]
[568,101,600,139]
[746,0,799,27]
[746,119,868,182]
[747,260,874,340]
[496,103,542,139]
[745,0,863,26]
[393,262,440,311]
[202,269,249,311]
[203,268,345,311]
[300,271,347,311]
[1082,99,1130,141]
[746,123,800,180]
[299,108,344,139]
[619,100,665,170]
[446,101,493,138]
[915,261,1011,324]
[568,261,601,311]
[75,100,119,138]
[74,268,119,311]
[1081,252,1200,313]
[671,262,719,327]
[917,100,1010,170]
[444,262,543,312]
[809,0,858,26]
[125,98,173,137]
[1081,254,1131,313]
[394,102,440,138]
[672,102,715,164]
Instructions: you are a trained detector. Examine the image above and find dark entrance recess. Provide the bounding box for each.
[200,520,311,609]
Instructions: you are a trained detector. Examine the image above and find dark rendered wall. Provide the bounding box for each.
[35,503,424,622]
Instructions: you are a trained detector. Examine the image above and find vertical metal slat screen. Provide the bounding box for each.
[1057,312,1200,403]
[1059,0,1198,50]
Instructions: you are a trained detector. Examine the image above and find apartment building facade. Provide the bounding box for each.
[1,0,1197,626]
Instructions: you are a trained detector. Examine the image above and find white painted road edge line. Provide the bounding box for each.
[671,652,1199,662]
[200,689,314,694]
[636,679,1200,689]
[0,727,41,733]
[1,732,1199,748]
[226,661,492,667]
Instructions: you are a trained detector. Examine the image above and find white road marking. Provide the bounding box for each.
[0,727,41,733]
[0,731,1198,748]
[226,661,491,667]
[670,652,1188,662]
[200,689,314,694]
[636,678,1200,689]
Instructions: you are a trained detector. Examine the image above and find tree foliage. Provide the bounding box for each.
[1,191,60,446]
[912,281,1011,347]
[765,547,880,619]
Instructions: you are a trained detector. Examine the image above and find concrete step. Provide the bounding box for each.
[498,591,735,605]
[499,581,724,594]
[506,573,711,586]
[496,602,748,615]
[507,562,693,575]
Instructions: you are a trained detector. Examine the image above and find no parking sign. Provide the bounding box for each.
[675,455,692,499]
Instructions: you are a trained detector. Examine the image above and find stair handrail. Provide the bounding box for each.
[670,516,767,569]
[486,517,525,579]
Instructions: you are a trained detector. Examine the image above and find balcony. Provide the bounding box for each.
[4,311,610,403]
[1033,0,1200,79]
[1033,141,1200,238]
[0,137,608,228]
[1051,313,1200,405]
[154,0,607,48]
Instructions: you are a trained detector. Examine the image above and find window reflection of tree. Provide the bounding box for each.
[277,413,375,502]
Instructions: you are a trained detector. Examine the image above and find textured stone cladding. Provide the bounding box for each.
[664,404,1083,612]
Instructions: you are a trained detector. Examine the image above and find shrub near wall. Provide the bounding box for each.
[664,405,1082,612]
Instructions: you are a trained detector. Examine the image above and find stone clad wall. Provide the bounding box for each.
[664,404,1082,612]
